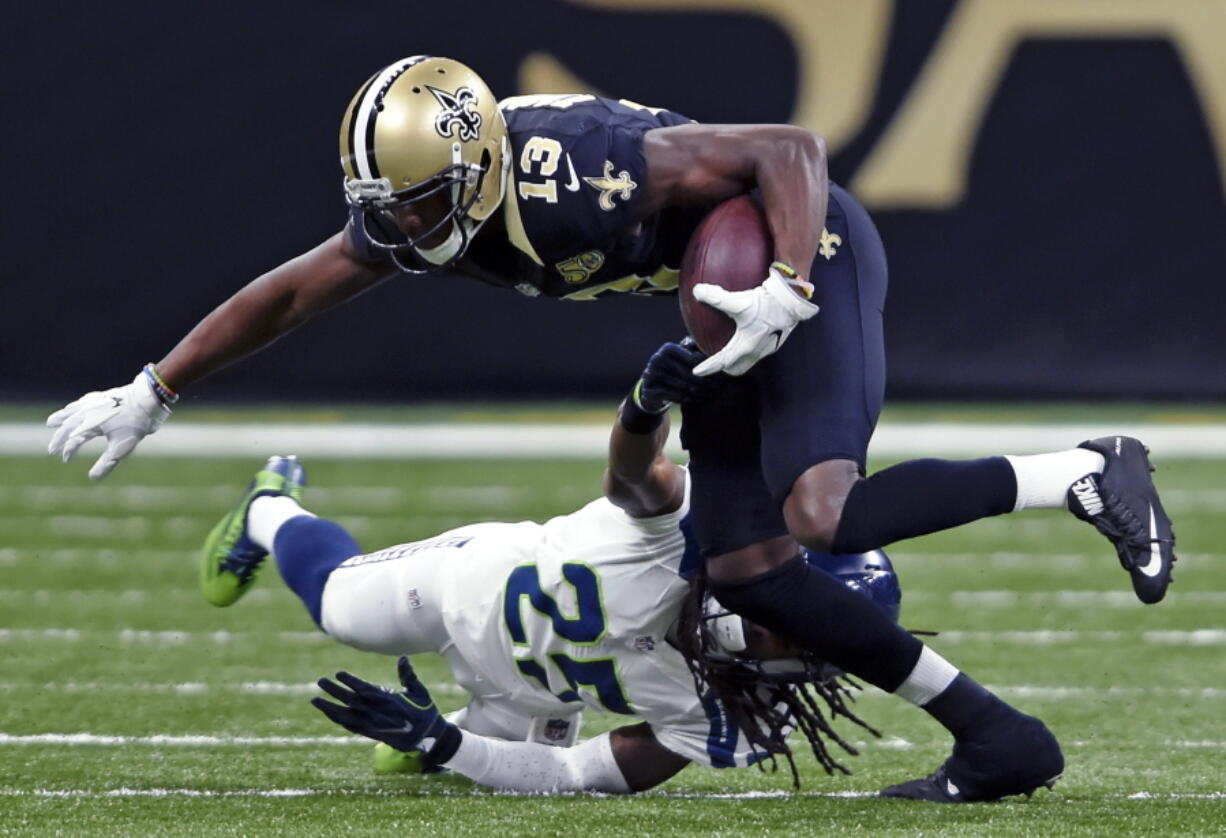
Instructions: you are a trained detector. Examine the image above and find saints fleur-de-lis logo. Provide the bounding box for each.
[818,228,842,260]
[428,85,482,142]
[583,160,637,211]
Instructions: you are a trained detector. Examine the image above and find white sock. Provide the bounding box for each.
[247,495,315,551]
[1005,449,1106,512]
[894,646,960,707]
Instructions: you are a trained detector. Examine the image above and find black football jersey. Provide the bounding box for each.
[348,95,707,300]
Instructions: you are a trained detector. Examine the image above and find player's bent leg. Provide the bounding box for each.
[707,545,1062,798]
[272,515,361,626]
[777,459,859,551]
[708,549,923,691]
[818,457,1018,555]
[783,442,1175,603]
[314,542,451,655]
[200,455,307,606]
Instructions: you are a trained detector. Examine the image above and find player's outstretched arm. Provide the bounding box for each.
[314,657,688,793]
[47,229,393,479]
[155,229,392,392]
[604,341,709,518]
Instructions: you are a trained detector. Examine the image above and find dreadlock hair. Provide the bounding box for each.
[676,568,882,788]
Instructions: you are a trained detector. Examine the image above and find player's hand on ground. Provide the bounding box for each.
[313,656,457,755]
[46,371,172,480]
[692,266,819,377]
[634,338,714,413]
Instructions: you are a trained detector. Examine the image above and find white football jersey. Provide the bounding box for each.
[432,471,757,769]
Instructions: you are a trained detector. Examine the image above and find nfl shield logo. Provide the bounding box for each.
[633,635,655,652]
[543,718,571,743]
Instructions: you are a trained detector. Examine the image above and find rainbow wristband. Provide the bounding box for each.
[142,363,179,406]
[770,261,815,300]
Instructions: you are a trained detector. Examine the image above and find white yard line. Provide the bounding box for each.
[0,680,466,696]
[943,590,1226,607]
[6,587,1223,610]
[983,686,1226,699]
[0,785,1222,800]
[0,548,196,566]
[936,629,1226,645]
[0,629,326,643]
[0,485,409,512]
[0,733,357,746]
[1070,741,1226,750]
[3,547,1217,569]
[0,589,281,605]
[4,421,1226,458]
[0,680,1216,700]
[2,627,1223,645]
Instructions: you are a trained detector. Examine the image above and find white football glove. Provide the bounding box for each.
[692,266,820,377]
[46,371,172,480]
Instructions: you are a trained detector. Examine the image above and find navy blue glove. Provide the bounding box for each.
[312,656,462,764]
[633,339,712,414]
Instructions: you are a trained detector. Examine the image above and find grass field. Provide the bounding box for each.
[1,434,1223,836]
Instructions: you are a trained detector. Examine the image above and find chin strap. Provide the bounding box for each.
[415,219,466,265]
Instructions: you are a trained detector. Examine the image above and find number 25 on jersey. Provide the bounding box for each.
[503,562,634,714]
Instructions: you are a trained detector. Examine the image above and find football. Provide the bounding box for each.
[678,194,773,354]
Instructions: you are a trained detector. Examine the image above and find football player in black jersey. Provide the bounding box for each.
[50,55,1175,801]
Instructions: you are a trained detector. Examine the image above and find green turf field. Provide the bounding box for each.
[1,449,1223,836]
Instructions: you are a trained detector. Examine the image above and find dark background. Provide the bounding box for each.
[4,1,1224,403]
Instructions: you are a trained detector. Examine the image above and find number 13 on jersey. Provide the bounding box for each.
[502,562,635,714]
[518,136,563,203]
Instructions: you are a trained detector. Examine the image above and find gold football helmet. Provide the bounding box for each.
[340,56,509,272]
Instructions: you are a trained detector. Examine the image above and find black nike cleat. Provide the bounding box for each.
[1067,436,1176,604]
[881,713,1063,803]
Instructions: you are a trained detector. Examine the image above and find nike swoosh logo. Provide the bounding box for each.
[563,154,580,192]
[1136,504,1165,577]
[768,329,784,351]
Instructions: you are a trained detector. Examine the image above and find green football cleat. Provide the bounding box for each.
[201,455,306,607]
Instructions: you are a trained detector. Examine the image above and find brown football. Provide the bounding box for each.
[678,195,772,355]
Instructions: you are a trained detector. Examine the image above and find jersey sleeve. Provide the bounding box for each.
[628,641,761,770]
[648,688,762,769]
[504,97,692,266]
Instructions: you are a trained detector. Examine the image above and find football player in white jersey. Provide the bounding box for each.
[201,409,877,790]
[201,342,1059,796]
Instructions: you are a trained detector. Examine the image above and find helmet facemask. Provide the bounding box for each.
[345,146,494,274]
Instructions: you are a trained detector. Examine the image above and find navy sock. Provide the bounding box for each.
[708,556,923,692]
[831,457,1017,554]
[923,673,1014,739]
[273,517,361,626]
